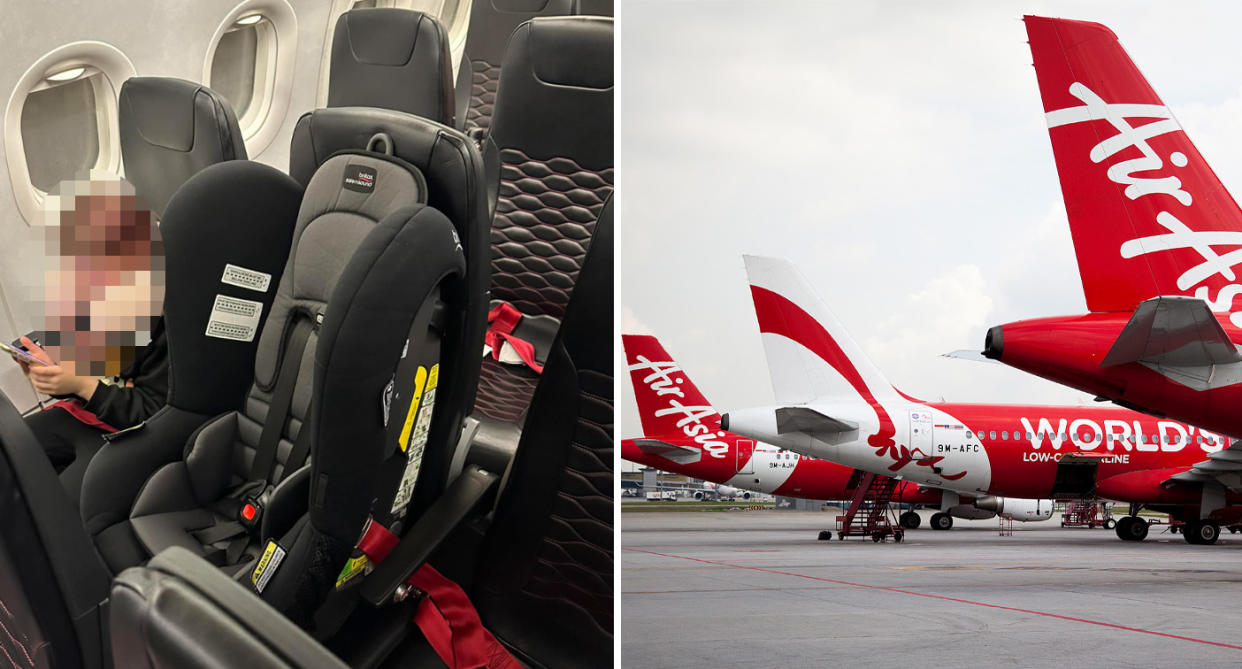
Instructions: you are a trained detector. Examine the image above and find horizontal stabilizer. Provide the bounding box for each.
[1164,439,1242,491]
[942,349,997,364]
[630,439,702,465]
[775,407,858,435]
[1101,297,1241,368]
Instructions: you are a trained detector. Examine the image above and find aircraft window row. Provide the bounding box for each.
[970,428,1207,445]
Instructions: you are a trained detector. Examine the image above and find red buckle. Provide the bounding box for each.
[238,498,263,528]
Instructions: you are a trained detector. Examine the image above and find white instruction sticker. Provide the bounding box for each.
[391,365,439,517]
[221,263,273,293]
[204,294,264,342]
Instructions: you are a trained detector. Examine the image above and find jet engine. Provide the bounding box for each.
[975,496,1054,521]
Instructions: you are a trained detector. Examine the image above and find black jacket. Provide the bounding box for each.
[80,319,168,429]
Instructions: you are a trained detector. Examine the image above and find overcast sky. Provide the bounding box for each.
[617,1,1242,470]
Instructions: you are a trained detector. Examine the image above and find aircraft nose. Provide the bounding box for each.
[983,325,1004,360]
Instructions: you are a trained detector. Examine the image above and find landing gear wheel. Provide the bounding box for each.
[1103,518,1116,530]
[1115,516,1148,541]
[899,511,921,529]
[930,512,953,531]
[818,530,832,541]
[1184,520,1220,545]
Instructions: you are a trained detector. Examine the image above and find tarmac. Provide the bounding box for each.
[621,509,1242,668]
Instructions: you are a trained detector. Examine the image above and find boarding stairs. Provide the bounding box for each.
[833,471,903,542]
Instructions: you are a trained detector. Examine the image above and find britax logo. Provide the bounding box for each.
[346,171,375,188]
[1047,82,1242,326]
[628,355,730,458]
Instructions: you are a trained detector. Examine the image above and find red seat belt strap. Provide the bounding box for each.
[484,303,545,373]
[354,518,519,669]
[410,564,520,669]
[50,400,118,433]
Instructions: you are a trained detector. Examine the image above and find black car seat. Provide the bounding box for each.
[328,8,456,126]
[454,0,574,135]
[106,195,612,669]
[272,195,613,666]
[0,161,302,668]
[290,107,491,515]
[472,16,613,447]
[80,161,303,564]
[113,147,462,576]
[118,77,247,217]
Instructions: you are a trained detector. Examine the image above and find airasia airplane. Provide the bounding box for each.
[983,17,1242,464]
[722,255,1242,545]
[622,334,1054,529]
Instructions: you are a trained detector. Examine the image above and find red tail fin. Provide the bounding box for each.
[1026,16,1242,324]
[622,334,722,439]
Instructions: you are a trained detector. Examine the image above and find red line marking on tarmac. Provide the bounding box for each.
[622,547,1242,652]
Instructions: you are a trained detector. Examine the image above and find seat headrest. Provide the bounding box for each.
[452,0,575,130]
[327,9,455,126]
[119,77,247,216]
[528,16,612,89]
[489,16,613,170]
[289,108,486,255]
[253,151,428,388]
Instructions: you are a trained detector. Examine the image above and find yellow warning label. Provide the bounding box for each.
[335,555,370,588]
[397,366,428,452]
[251,540,286,593]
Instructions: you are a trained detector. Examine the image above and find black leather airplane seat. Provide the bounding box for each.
[290,107,491,513]
[111,547,349,669]
[572,0,613,16]
[472,16,613,440]
[118,77,247,217]
[454,0,575,135]
[111,148,454,577]
[328,8,456,126]
[471,193,613,667]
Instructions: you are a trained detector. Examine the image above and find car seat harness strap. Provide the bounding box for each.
[251,317,314,482]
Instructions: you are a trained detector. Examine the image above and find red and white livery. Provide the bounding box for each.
[983,17,1242,506]
[622,335,1053,527]
[725,255,1242,544]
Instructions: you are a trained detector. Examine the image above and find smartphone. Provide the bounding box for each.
[0,340,50,367]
